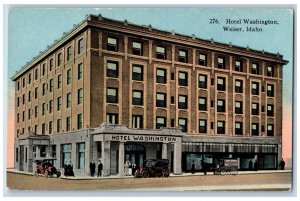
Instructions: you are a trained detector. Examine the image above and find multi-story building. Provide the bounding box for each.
[12,14,288,176]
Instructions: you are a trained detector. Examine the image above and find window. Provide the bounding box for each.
[267,84,274,97]
[252,123,259,136]
[28,73,32,84]
[235,60,243,72]
[77,113,83,129]
[251,63,259,74]
[50,59,54,71]
[132,65,143,81]
[49,100,53,113]
[58,53,62,66]
[156,93,166,108]
[67,46,72,61]
[58,74,62,89]
[252,103,259,115]
[16,148,18,162]
[57,119,62,133]
[49,79,53,92]
[217,77,226,91]
[132,41,143,56]
[267,66,274,77]
[235,122,243,135]
[78,39,84,54]
[217,121,225,134]
[156,46,166,59]
[66,117,71,131]
[42,103,46,115]
[178,95,188,109]
[107,113,118,124]
[132,90,143,105]
[42,83,46,96]
[199,74,207,88]
[17,81,20,91]
[34,106,38,118]
[178,72,188,86]
[67,93,71,108]
[178,118,187,132]
[22,77,25,87]
[217,99,225,112]
[235,80,243,93]
[132,115,143,129]
[107,61,119,78]
[35,87,38,99]
[17,97,20,107]
[77,143,85,169]
[217,57,225,69]
[78,63,83,80]
[107,37,118,51]
[156,68,166,83]
[57,97,62,111]
[107,88,118,103]
[267,104,274,116]
[28,91,31,102]
[62,144,72,167]
[178,50,188,63]
[267,124,274,136]
[252,82,259,95]
[22,94,25,104]
[67,69,72,84]
[78,88,83,104]
[199,53,207,66]
[35,69,39,80]
[235,101,243,114]
[42,64,46,76]
[199,97,207,111]
[49,121,53,134]
[42,123,46,135]
[199,119,207,133]
[156,117,166,129]
[28,109,31,120]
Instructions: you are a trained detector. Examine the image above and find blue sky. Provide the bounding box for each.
[6,7,294,161]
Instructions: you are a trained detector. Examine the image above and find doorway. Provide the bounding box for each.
[124,144,146,168]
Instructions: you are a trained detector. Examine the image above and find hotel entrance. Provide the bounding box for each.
[124,144,146,169]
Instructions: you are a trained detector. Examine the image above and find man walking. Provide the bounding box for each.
[90,160,96,177]
[98,160,103,177]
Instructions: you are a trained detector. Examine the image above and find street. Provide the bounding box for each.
[6,171,292,191]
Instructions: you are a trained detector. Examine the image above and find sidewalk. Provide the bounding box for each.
[7,168,291,180]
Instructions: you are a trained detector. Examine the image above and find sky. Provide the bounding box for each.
[5,7,294,168]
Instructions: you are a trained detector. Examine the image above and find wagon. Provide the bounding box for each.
[214,158,238,175]
[33,157,61,178]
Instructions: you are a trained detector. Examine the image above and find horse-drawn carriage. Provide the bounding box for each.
[214,158,238,175]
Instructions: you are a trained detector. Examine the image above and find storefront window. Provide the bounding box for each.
[77,143,85,169]
[62,144,72,167]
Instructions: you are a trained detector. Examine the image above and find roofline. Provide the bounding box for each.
[11,14,289,81]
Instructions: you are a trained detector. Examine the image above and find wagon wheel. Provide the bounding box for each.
[230,167,238,175]
[162,169,169,177]
[56,170,61,178]
[142,171,149,178]
[220,168,226,176]
[45,171,49,178]
[34,171,38,178]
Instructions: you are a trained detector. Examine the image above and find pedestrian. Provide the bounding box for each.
[254,159,258,171]
[191,160,195,174]
[63,161,68,177]
[90,160,96,177]
[248,159,253,170]
[124,161,129,176]
[98,160,103,177]
[128,161,132,176]
[280,158,285,170]
[201,159,207,175]
[132,162,137,176]
[68,161,75,177]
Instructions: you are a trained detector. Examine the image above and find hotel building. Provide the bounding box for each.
[12,14,288,176]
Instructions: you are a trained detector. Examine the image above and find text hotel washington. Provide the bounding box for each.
[12,14,288,176]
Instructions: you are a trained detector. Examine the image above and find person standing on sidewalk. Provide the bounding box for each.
[248,160,253,170]
[98,160,103,177]
[201,160,207,175]
[191,160,195,174]
[254,159,258,171]
[280,158,285,170]
[90,160,96,177]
